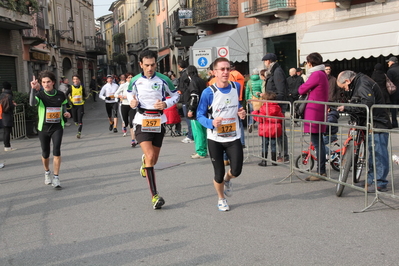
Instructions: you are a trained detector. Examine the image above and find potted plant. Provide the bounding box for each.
[13,91,38,136]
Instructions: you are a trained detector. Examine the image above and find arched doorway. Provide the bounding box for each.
[62,57,72,79]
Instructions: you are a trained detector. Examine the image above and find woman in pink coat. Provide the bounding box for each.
[298,52,329,181]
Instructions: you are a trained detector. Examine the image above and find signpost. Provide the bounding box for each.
[217,46,229,60]
[192,48,212,69]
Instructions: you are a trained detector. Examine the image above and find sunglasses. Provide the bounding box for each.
[215,67,231,72]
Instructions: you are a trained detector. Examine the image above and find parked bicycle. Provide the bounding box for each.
[335,115,366,197]
[295,139,341,172]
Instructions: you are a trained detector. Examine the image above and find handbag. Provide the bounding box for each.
[248,82,262,111]
[251,95,262,111]
[385,74,396,95]
[295,93,309,119]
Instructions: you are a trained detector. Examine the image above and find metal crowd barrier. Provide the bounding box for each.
[246,99,398,212]
[11,104,27,140]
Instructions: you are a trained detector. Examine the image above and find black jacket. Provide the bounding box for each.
[0,89,15,127]
[286,75,303,100]
[345,73,391,129]
[265,62,288,102]
[177,69,190,104]
[187,76,207,119]
[387,63,399,102]
[371,69,390,104]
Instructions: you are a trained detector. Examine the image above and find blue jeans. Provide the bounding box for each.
[311,133,326,175]
[323,134,338,156]
[182,104,193,140]
[261,136,276,154]
[367,132,389,188]
[248,103,254,125]
[278,104,288,158]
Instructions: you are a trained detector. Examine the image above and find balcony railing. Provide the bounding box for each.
[47,24,60,47]
[85,36,106,55]
[245,0,296,16]
[143,37,158,51]
[22,12,46,44]
[127,42,144,54]
[193,0,238,25]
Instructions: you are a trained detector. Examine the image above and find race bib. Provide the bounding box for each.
[217,117,237,137]
[46,107,61,123]
[73,95,82,104]
[142,113,162,133]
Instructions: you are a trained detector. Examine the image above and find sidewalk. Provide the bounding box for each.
[1,99,399,265]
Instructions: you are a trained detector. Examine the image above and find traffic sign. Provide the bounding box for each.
[217,46,229,59]
[192,48,212,69]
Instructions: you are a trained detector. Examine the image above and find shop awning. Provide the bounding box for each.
[299,12,399,62]
[157,54,168,63]
[192,27,249,63]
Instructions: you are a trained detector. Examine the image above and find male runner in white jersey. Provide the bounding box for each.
[196,57,246,211]
[127,50,179,209]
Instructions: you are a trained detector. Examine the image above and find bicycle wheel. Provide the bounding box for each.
[336,140,354,197]
[295,153,314,171]
[330,153,340,172]
[353,141,365,183]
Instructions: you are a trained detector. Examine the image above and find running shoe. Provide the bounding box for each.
[77,132,81,139]
[131,140,138,148]
[52,177,61,189]
[140,154,146,178]
[191,153,207,159]
[44,171,52,185]
[109,123,114,131]
[113,128,118,133]
[4,147,17,151]
[181,137,194,143]
[218,198,229,211]
[152,194,165,209]
[75,122,79,126]
[224,180,233,197]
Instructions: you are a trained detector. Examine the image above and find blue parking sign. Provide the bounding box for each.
[198,57,208,67]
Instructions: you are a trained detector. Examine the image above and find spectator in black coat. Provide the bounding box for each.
[0,82,17,151]
[386,56,399,128]
[371,63,390,105]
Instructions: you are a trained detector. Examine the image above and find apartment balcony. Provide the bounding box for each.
[192,0,238,31]
[85,36,106,55]
[22,13,45,46]
[47,24,60,48]
[172,9,196,35]
[142,37,158,51]
[245,0,296,24]
[127,42,144,55]
[0,5,32,30]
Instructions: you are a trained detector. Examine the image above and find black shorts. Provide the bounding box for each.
[135,124,166,148]
[105,102,118,118]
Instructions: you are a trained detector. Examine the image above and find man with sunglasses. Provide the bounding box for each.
[196,57,246,212]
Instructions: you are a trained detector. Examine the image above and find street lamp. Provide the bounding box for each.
[59,17,74,36]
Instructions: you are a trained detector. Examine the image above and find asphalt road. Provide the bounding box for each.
[1,100,399,266]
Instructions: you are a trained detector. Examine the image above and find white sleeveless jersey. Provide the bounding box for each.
[207,83,241,143]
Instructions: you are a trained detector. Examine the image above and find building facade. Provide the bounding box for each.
[0,0,105,93]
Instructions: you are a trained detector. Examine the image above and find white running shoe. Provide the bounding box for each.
[52,178,61,189]
[44,171,52,185]
[218,198,229,211]
[224,180,233,197]
[181,137,194,143]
